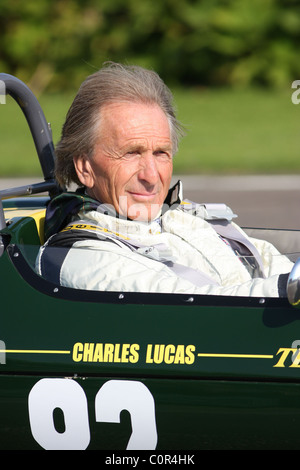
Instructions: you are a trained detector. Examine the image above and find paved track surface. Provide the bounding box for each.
[1,174,300,230]
[175,175,300,230]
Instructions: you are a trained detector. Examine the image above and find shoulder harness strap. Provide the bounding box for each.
[41,220,220,288]
[179,199,266,278]
[40,198,265,287]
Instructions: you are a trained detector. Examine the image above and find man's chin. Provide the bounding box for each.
[125,203,161,222]
[117,195,163,221]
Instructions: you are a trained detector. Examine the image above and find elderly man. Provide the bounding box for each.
[36,62,293,297]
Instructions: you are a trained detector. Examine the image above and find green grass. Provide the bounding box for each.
[174,86,300,174]
[0,86,299,177]
[0,92,74,176]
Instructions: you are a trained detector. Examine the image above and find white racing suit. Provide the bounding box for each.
[36,186,293,297]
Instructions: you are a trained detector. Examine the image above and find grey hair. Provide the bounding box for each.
[55,62,185,187]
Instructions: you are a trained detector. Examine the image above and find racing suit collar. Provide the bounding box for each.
[44,181,182,241]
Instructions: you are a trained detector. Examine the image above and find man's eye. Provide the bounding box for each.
[155,150,171,159]
[124,150,139,158]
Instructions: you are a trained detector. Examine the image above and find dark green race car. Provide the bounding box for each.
[0,74,300,451]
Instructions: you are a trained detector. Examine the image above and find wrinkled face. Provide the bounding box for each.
[74,102,173,221]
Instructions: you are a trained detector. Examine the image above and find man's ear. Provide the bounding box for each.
[73,155,95,188]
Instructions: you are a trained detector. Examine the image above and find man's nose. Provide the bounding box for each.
[138,152,159,185]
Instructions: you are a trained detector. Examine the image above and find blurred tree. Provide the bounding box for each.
[0,0,299,93]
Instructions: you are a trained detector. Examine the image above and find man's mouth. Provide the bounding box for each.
[127,191,158,201]
[119,191,162,220]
